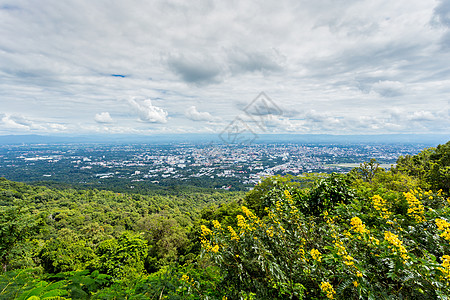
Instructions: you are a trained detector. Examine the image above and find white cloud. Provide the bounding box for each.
[407,110,437,121]
[128,98,168,123]
[0,0,449,135]
[185,106,218,122]
[0,114,67,133]
[1,114,30,130]
[94,112,114,123]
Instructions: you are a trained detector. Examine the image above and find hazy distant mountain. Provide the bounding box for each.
[0,133,448,145]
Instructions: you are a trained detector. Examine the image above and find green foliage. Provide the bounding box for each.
[0,201,42,273]
[294,173,355,217]
[0,269,111,300]
[16,280,69,300]
[427,141,450,193]
[96,232,148,281]
[138,214,188,272]
[1,142,449,299]
[395,141,450,194]
[349,158,382,183]
[38,229,96,274]
[244,174,324,217]
[201,186,450,299]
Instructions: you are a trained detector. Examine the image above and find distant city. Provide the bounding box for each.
[0,141,431,191]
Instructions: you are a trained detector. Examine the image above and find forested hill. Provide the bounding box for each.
[0,141,449,299]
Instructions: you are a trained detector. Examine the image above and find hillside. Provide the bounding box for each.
[0,141,449,299]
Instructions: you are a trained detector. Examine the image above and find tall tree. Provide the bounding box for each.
[0,202,42,272]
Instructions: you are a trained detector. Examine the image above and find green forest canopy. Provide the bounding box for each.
[0,141,449,299]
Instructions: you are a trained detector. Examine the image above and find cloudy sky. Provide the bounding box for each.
[0,0,449,136]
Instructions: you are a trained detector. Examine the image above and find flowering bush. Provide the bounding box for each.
[200,186,450,299]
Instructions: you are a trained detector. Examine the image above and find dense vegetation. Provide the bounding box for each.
[0,141,449,299]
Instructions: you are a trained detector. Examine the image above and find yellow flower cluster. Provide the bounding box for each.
[320,281,336,299]
[237,215,248,233]
[180,274,195,286]
[201,225,212,236]
[266,226,274,237]
[241,206,260,230]
[435,218,450,242]
[200,225,215,252]
[310,248,322,262]
[350,217,369,234]
[212,220,222,230]
[284,190,294,205]
[404,191,425,222]
[201,239,211,252]
[228,226,239,241]
[242,206,255,219]
[384,231,410,260]
[275,200,282,211]
[369,236,380,245]
[284,189,291,199]
[439,255,450,281]
[298,248,306,261]
[334,240,347,256]
[211,244,219,253]
[343,255,355,266]
[181,274,189,282]
[371,195,391,219]
[334,240,355,266]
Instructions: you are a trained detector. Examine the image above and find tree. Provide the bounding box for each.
[0,202,42,272]
[394,141,450,194]
[350,158,381,183]
[138,214,188,272]
[96,232,148,281]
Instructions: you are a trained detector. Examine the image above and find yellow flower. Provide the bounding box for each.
[353,281,358,287]
[435,218,450,242]
[369,236,380,245]
[181,274,189,282]
[404,191,425,222]
[343,255,354,266]
[320,281,336,299]
[284,190,294,204]
[310,248,322,262]
[439,255,450,280]
[201,225,212,236]
[275,201,282,211]
[228,226,239,241]
[298,248,306,260]
[284,190,291,198]
[242,206,254,218]
[372,195,391,219]
[212,220,221,229]
[237,215,247,229]
[211,244,219,253]
[350,216,369,234]
[266,226,274,237]
[334,240,347,256]
[384,231,410,261]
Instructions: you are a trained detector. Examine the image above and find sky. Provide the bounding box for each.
[0,0,449,137]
